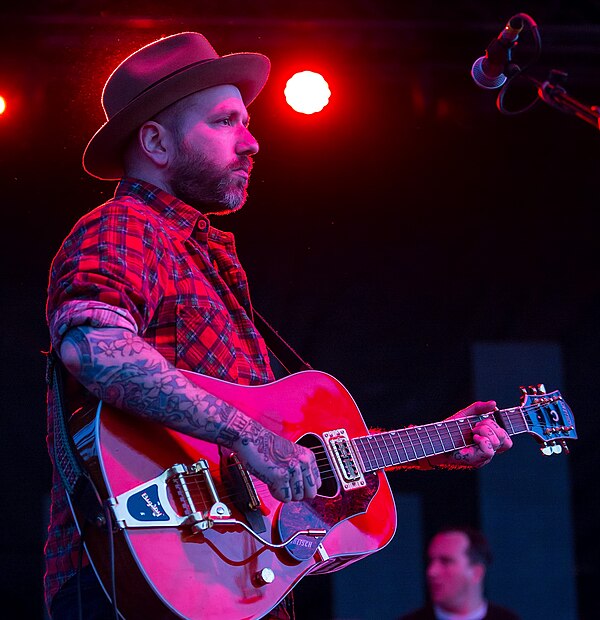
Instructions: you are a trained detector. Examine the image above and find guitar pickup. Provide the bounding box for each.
[323,429,366,491]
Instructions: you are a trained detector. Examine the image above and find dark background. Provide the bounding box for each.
[1,1,598,618]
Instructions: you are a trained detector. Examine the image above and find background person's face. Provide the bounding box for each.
[426,532,481,611]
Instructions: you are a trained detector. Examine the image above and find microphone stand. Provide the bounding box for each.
[498,66,600,132]
[535,70,600,131]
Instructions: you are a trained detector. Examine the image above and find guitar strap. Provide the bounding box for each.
[46,349,83,494]
[252,309,313,374]
[46,350,103,522]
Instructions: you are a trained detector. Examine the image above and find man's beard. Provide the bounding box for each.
[170,142,253,215]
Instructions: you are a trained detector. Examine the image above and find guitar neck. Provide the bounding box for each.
[352,407,528,472]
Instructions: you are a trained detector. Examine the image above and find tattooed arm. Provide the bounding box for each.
[59,325,322,502]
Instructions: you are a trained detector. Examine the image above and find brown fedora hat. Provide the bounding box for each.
[83,32,270,180]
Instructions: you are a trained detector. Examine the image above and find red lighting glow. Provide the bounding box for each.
[0,96,6,116]
[284,71,331,115]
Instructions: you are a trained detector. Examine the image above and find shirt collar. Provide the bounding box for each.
[115,177,228,245]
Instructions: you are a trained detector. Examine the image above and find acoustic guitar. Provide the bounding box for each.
[67,369,576,619]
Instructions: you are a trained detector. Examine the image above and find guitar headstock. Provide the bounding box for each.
[519,384,577,455]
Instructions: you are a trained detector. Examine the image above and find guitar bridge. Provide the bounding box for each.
[323,428,366,490]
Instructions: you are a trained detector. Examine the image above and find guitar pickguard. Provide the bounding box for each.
[278,470,379,561]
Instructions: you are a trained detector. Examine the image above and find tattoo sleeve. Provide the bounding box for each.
[60,326,255,445]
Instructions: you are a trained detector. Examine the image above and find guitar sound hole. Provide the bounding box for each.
[297,433,338,498]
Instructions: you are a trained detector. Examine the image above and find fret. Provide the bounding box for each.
[355,436,377,471]
[351,437,364,468]
[435,422,456,451]
[412,427,428,456]
[415,426,436,456]
[370,435,387,468]
[401,428,422,461]
[365,436,381,469]
[514,407,529,433]
[499,407,528,435]
[373,434,395,467]
[351,437,368,472]
[460,419,474,446]
[383,432,404,466]
[406,427,427,459]
[502,408,517,434]
[391,431,411,464]
[501,409,516,435]
[354,436,387,472]
[448,419,470,449]
[361,436,384,469]
[429,425,445,454]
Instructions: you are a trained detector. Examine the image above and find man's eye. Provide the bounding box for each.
[220,117,232,126]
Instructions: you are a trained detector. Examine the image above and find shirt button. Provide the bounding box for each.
[197,220,207,230]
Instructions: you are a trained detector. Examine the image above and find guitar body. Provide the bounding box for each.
[69,370,397,620]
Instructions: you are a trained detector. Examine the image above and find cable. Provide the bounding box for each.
[497,13,543,116]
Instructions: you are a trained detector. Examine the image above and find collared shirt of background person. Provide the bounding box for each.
[399,527,521,620]
[44,31,514,620]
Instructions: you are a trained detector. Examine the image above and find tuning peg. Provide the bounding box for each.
[561,440,570,455]
[537,383,546,394]
[552,443,562,454]
[541,442,553,456]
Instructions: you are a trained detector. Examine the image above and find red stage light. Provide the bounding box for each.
[0,95,6,116]
[284,71,331,114]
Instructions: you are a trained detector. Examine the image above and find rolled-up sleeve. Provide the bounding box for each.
[46,198,164,350]
[49,300,138,350]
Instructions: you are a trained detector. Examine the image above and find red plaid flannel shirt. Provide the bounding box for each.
[44,179,275,610]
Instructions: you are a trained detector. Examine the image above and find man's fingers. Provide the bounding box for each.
[473,420,513,454]
[300,462,321,499]
[289,463,304,500]
[243,435,321,503]
[270,480,292,503]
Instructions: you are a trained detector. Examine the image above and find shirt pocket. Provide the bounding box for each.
[175,302,238,382]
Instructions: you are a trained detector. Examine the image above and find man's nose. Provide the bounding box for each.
[236,126,259,155]
[427,562,439,577]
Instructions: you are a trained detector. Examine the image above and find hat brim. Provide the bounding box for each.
[83,52,270,180]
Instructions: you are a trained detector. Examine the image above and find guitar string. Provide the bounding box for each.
[182,425,480,505]
[186,402,557,497]
[188,405,546,502]
[174,400,569,507]
[182,400,560,503]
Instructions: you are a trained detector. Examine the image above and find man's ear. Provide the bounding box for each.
[472,563,486,585]
[137,121,173,167]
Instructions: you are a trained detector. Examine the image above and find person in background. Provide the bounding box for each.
[399,526,521,620]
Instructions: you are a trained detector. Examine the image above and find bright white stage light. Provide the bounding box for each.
[284,71,331,115]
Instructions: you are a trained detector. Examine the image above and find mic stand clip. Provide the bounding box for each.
[536,69,600,131]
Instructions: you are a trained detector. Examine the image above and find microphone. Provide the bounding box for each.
[471,15,525,89]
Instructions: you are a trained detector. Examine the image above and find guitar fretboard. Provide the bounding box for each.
[352,407,528,472]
